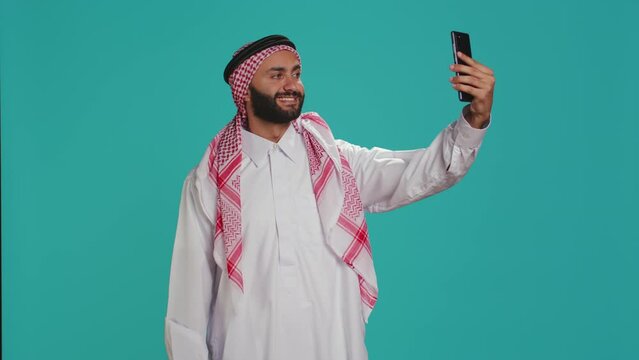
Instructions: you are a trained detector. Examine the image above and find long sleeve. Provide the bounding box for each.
[336,111,489,213]
[165,169,218,360]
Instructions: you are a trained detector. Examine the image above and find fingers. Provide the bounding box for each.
[450,53,496,92]
[455,52,494,76]
[451,82,480,97]
[449,75,484,89]
[449,63,486,79]
[449,60,495,104]
[448,53,496,104]
[449,75,488,97]
[449,53,495,122]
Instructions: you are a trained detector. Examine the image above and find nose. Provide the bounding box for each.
[282,74,299,92]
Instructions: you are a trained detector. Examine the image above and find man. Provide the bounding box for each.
[165,34,494,360]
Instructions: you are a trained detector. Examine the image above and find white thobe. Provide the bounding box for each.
[165,111,489,360]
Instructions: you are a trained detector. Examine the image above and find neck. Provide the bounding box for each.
[246,114,291,143]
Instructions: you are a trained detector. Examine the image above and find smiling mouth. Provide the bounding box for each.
[276,95,299,105]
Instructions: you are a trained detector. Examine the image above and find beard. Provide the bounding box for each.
[248,86,305,124]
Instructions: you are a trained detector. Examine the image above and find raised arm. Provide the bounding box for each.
[336,109,489,213]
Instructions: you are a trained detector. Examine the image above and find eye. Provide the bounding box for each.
[293,72,301,79]
[271,73,283,79]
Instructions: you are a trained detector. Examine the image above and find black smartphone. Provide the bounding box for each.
[451,31,473,102]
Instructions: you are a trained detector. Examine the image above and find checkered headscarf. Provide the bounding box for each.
[208,41,379,322]
[228,44,300,125]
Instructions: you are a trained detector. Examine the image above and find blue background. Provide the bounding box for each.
[2,0,638,359]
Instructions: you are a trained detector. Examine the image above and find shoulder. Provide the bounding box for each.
[180,142,218,216]
[299,111,330,129]
[185,142,214,187]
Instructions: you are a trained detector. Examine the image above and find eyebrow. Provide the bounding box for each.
[267,64,301,72]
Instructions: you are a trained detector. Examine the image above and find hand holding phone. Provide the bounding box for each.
[451,31,473,102]
[449,30,496,129]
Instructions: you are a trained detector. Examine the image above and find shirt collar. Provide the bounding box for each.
[241,124,303,167]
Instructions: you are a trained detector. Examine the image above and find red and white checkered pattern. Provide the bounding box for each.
[229,44,300,124]
[208,43,378,321]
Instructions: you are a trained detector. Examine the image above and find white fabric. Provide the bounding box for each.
[165,111,489,360]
